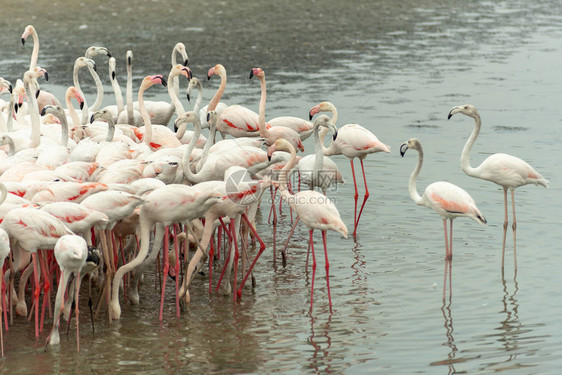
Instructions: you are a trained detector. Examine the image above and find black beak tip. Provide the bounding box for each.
[35,90,40,98]
[90,114,95,123]
[44,72,49,81]
[128,56,132,65]
[249,71,254,79]
[107,52,112,58]
[14,104,18,113]
[186,93,190,101]
[332,132,337,141]
[160,77,168,87]
[8,84,12,94]
[447,113,453,120]
[207,74,211,81]
[207,112,211,122]
[40,107,47,116]
[184,59,189,66]
[80,102,84,110]
[21,38,25,45]
[92,63,97,72]
[112,71,116,80]
[308,113,313,121]
[267,155,272,161]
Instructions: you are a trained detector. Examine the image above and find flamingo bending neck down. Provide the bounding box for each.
[447,104,548,273]
[309,101,390,238]
[400,137,486,301]
[268,138,347,313]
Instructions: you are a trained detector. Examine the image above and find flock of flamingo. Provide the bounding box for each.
[0,25,548,355]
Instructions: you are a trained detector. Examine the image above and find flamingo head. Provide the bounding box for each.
[85,46,111,59]
[249,67,264,80]
[109,57,117,80]
[68,86,85,110]
[447,104,479,120]
[186,77,201,101]
[172,64,192,81]
[308,101,334,120]
[42,113,61,125]
[21,25,35,45]
[400,138,421,157]
[207,64,225,80]
[126,50,133,66]
[174,42,189,66]
[90,109,112,124]
[144,75,167,88]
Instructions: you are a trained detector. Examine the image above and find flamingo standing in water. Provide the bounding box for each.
[46,234,88,351]
[268,138,348,313]
[250,68,304,152]
[400,138,487,301]
[309,101,390,237]
[447,104,548,273]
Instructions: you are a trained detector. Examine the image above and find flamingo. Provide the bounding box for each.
[207,64,268,138]
[268,138,348,313]
[46,234,88,351]
[102,57,125,122]
[72,57,98,125]
[117,51,142,126]
[110,183,223,320]
[21,25,61,111]
[250,68,305,152]
[186,76,227,129]
[400,137,487,301]
[447,104,548,272]
[1,207,73,337]
[309,101,390,237]
[84,46,111,116]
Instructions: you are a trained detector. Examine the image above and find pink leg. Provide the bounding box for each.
[449,219,453,300]
[159,226,170,321]
[231,220,239,302]
[237,214,266,298]
[32,253,40,338]
[501,187,508,269]
[354,159,370,237]
[350,160,359,235]
[209,237,215,294]
[321,231,332,312]
[511,189,517,274]
[442,219,449,302]
[309,230,316,313]
[173,225,180,317]
[272,189,278,262]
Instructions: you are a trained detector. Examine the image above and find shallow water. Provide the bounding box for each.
[0,0,561,373]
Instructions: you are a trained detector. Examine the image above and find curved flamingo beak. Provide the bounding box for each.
[332,130,338,141]
[8,84,12,94]
[21,37,25,45]
[207,67,215,80]
[181,66,192,80]
[186,93,190,101]
[309,106,319,120]
[399,143,409,157]
[447,106,462,119]
[35,90,40,98]
[184,59,189,66]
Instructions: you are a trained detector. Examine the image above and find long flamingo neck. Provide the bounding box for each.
[24,78,41,148]
[182,116,203,183]
[168,71,185,117]
[73,64,89,125]
[138,84,152,144]
[461,114,481,177]
[6,90,15,132]
[65,91,81,127]
[198,116,217,166]
[126,58,134,125]
[105,117,116,142]
[58,112,69,147]
[110,64,124,114]
[29,30,39,69]
[207,70,226,112]
[313,123,325,173]
[318,105,338,155]
[257,75,269,138]
[408,149,423,205]
[278,145,297,200]
[193,81,203,113]
[88,64,103,111]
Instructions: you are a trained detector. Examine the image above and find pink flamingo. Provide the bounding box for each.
[0,207,73,337]
[250,68,305,152]
[207,64,269,138]
[448,104,548,273]
[400,138,487,301]
[268,138,348,313]
[110,183,223,320]
[21,25,61,112]
[46,234,88,351]
[309,101,390,237]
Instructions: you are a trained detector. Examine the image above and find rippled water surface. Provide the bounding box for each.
[0,0,561,373]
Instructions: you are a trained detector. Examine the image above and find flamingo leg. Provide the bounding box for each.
[350,159,359,236]
[321,230,332,312]
[281,216,300,268]
[501,187,508,269]
[354,159,370,237]
[75,271,82,352]
[442,219,449,302]
[237,213,266,298]
[511,189,517,274]
[449,219,453,301]
[32,253,40,338]
[309,230,316,314]
[159,226,170,321]
[173,224,180,317]
[231,219,240,302]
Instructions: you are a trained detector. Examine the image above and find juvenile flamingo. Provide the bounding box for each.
[309,101,390,237]
[400,138,486,301]
[268,138,348,313]
[448,105,548,273]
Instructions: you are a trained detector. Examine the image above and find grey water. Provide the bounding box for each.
[0,0,560,373]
